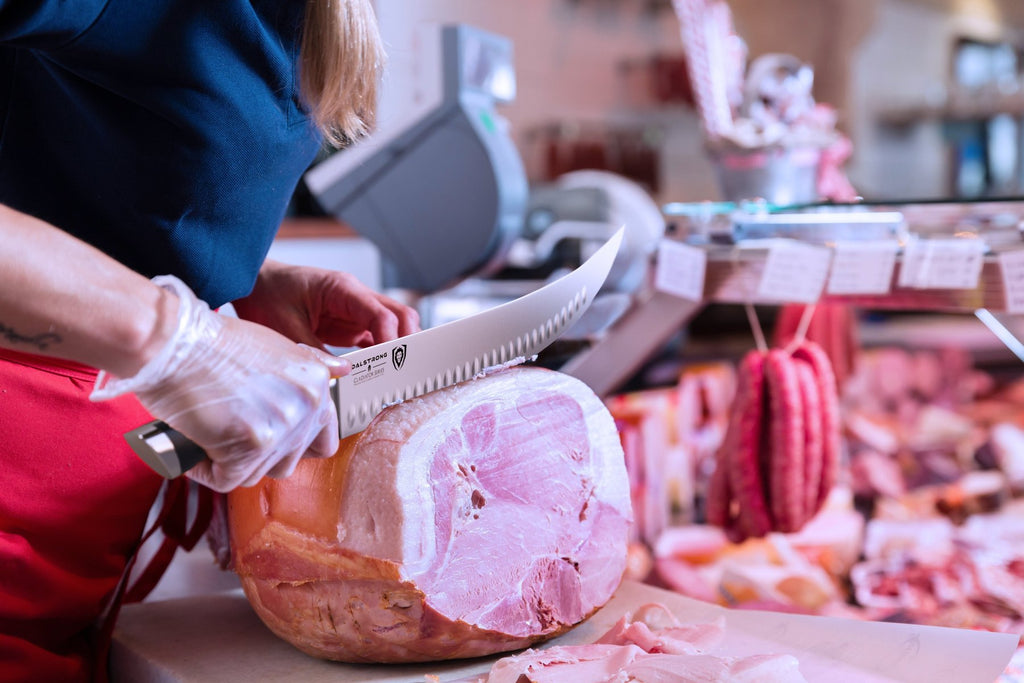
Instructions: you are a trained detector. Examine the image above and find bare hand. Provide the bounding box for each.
[232,260,420,348]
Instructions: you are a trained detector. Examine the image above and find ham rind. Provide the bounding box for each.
[228,367,632,663]
[764,350,805,533]
[728,350,773,540]
[794,358,824,523]
[792,342,842,508]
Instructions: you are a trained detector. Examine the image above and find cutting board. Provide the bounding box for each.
[110,580,1016,682]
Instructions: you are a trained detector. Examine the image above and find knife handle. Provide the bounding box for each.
[124,379,341,479]
[124,421,208,479]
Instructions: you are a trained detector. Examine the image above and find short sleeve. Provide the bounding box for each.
[0,0,109,49]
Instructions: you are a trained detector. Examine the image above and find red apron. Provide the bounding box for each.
[0,349,210,682]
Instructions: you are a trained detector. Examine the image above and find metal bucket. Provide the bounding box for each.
[712,146,821,206]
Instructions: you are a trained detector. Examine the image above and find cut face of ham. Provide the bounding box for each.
[228,367,632,663]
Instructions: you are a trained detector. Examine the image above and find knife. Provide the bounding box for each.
[124,227,624,479]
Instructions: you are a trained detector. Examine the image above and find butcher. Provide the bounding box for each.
[0,1,418,680]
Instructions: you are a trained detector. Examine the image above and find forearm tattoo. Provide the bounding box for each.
[0,321,62,351]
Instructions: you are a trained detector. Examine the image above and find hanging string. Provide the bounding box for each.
[745,302,769,353]
[784,303,818,354]
[730,243,770,353]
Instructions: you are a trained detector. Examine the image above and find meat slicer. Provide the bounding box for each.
[304,23,528,293]
[304,23,665,336]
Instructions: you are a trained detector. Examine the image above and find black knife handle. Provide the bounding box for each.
[124,379,340,479]
[123,421,208,479]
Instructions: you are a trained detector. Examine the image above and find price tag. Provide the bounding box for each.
[756,240,832,303]
[654,239,707,301]
[826,240,899,295]
[897,239,927,288]
[999,249,1024,313]
[900,239,986,290]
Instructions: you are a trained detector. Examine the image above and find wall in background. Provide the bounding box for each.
[848,0,1024,198]
[373,0,719,204]
[370,0,1024,205]
[848,1,954,198]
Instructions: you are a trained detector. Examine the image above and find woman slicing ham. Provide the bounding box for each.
[0,1,418,680]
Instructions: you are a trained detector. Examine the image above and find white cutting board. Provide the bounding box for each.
[110,580,1016,683]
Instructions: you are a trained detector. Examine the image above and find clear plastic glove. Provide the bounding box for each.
[91,275,347,493]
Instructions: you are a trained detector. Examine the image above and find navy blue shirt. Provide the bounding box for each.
[0,0,322,307]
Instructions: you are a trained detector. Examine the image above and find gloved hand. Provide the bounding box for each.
[91,275,347,492]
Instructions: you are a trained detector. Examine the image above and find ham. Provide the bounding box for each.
[481,602,807,682]
[227,366,632,663]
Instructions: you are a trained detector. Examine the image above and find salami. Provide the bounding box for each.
[772,303,858,391]
[705,341,840,538]
[792,341,842,509]
[764,349,805,533]
[794,359,823,523]
[727,351,772,540]
[705,444,732,530]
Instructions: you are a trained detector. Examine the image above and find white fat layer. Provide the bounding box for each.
[395,371,529,577]
[393,411,446,575]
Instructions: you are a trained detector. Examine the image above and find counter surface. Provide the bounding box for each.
[111,579,1017,682]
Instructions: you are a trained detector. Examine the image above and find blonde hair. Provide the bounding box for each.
[300,0,385,148]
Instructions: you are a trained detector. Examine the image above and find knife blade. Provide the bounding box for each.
[125,227,624,479]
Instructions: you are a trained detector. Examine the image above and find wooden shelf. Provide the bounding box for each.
[878,99,1024,126]
[564,249,1013,397]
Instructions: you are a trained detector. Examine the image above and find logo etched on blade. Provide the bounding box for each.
[392,344,407,371]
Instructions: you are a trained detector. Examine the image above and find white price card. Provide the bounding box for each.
[826,240,900,295]
[755,240,832,303]
[998,249,1024,313]
[654,239,707,301]
[897,239,927,289]
[899,238,986,290]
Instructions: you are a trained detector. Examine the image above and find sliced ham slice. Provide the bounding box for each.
[482,602,807,682]
[227,366,632,663]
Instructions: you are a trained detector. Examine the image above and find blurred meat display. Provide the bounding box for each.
[607,328,1024,676]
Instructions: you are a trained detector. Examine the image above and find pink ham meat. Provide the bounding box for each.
[483,602,807,682]
[227,366,632,663]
